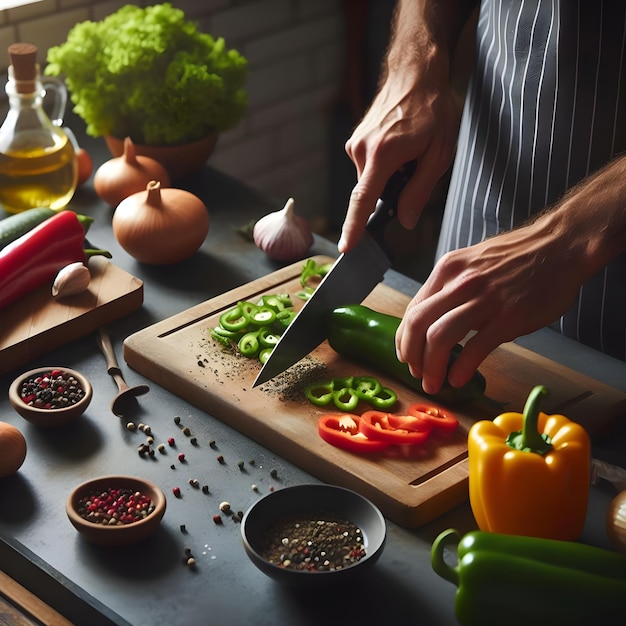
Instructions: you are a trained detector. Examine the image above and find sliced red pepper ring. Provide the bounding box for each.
[407,403,459,433]
[359,410,433,445]
[318,413,389,453]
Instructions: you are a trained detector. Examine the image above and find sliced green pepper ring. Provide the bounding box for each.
[368,386,398,410]
[250,306,277,326]
[258,327,280,348]
[219,304,249,331]
[238,331,260,357]
[353,376,382,398]
[210,328,231,346]
[259,348,273,364]
[275,309,296,328]
[305,382,334,407]
[332,387,359,412]
[331,376,354,390]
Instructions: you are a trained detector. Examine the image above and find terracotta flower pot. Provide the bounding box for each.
[104,133,218,181]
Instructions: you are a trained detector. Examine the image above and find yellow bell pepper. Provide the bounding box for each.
[468,385,591,541]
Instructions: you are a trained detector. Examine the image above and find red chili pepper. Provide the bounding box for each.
[318,413,389,453]
[407,403,460,434]
[358,410,433,445]
[0,210,109,310]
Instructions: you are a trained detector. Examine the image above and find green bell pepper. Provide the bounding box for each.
[327,304,503,409]
[431,528,626,625]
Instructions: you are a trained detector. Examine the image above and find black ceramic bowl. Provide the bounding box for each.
[241,484,386,585]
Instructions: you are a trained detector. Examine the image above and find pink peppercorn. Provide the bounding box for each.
[178,453,186,462]
[213,515,222,525]
[173,487,181,498]
[168,437,176,446]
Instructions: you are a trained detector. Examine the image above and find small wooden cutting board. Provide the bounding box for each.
[0,257,143,374]
[123,257,626,527]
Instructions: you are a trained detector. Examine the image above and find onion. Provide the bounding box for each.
[253,197,313,262]
[607,490,626,553]
[94,137,171,206]
[112,180,209,265]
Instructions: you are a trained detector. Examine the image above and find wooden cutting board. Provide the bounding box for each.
[123,256,626,527]
[0,257,143,375]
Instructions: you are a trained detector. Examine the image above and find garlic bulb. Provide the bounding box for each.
[52,262,91,297]
[253,198,313,262]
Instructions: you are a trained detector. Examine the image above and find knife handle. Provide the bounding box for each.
[365,160,417,259]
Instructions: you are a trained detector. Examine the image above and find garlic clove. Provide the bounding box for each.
[52,262,91,297]
[252,197,313,262]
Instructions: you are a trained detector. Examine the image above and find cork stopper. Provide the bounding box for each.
[8,43,38,94]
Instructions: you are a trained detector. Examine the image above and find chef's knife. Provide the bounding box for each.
[252,161,416,387]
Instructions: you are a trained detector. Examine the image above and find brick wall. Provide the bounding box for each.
[0,0,350,232]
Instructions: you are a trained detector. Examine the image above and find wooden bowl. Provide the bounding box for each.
[66,475,166,546]
[241,484,386,585]
[9,367,93,428]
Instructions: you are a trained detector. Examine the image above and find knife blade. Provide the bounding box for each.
[252,161,416,387]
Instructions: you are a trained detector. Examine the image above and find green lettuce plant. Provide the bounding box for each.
[45,3,248,145]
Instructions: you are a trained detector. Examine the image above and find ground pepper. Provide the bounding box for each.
[259,512,366,571]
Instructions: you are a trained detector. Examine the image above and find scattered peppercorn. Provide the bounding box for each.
[174,416,181,425]
[217,455,224,464]
[126,422,136,431]
[270,469,278,479]
[178,453,186,463]
[180,524,187,533]
[157,443,166,454]
[209,440,217,449]
[190,437,198,446]
[172,487,181,498]
[189,478,199,488]
[213,515,223,525]
[219,501,231,513]
[252,484,259,492]
[144,426,152,435]
[18,369,86,409]
[202,485,210,494]
[238,461,245,471]
[182,426,191,436]
[170,464,176,470]
[168,437,176,447]
[187,557,196,568]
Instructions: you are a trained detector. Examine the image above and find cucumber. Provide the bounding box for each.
[0,208,93,251]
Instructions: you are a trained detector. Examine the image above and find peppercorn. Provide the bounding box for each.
[174,416,181,425]
[238,461,245,471]
[270,469,278,479]
[172,487,181,498]
[157,443,166,454]
[75,487,155,526]
[202,485,210,494]
[219,501,231,513]
[209,440,217,449]
[126,422,136,431]
[182,426,191,436]
[168,437,176,447]
[217,455,224,464]
[213,515,223,525]
[178,453,186,463]
[189,478,199,488]
[18,369,86,410]
[190,437,198,446]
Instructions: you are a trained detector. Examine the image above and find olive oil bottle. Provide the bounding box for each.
[0,43,77,214]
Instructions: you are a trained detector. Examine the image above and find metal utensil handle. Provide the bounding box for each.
[365,160,417,260]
